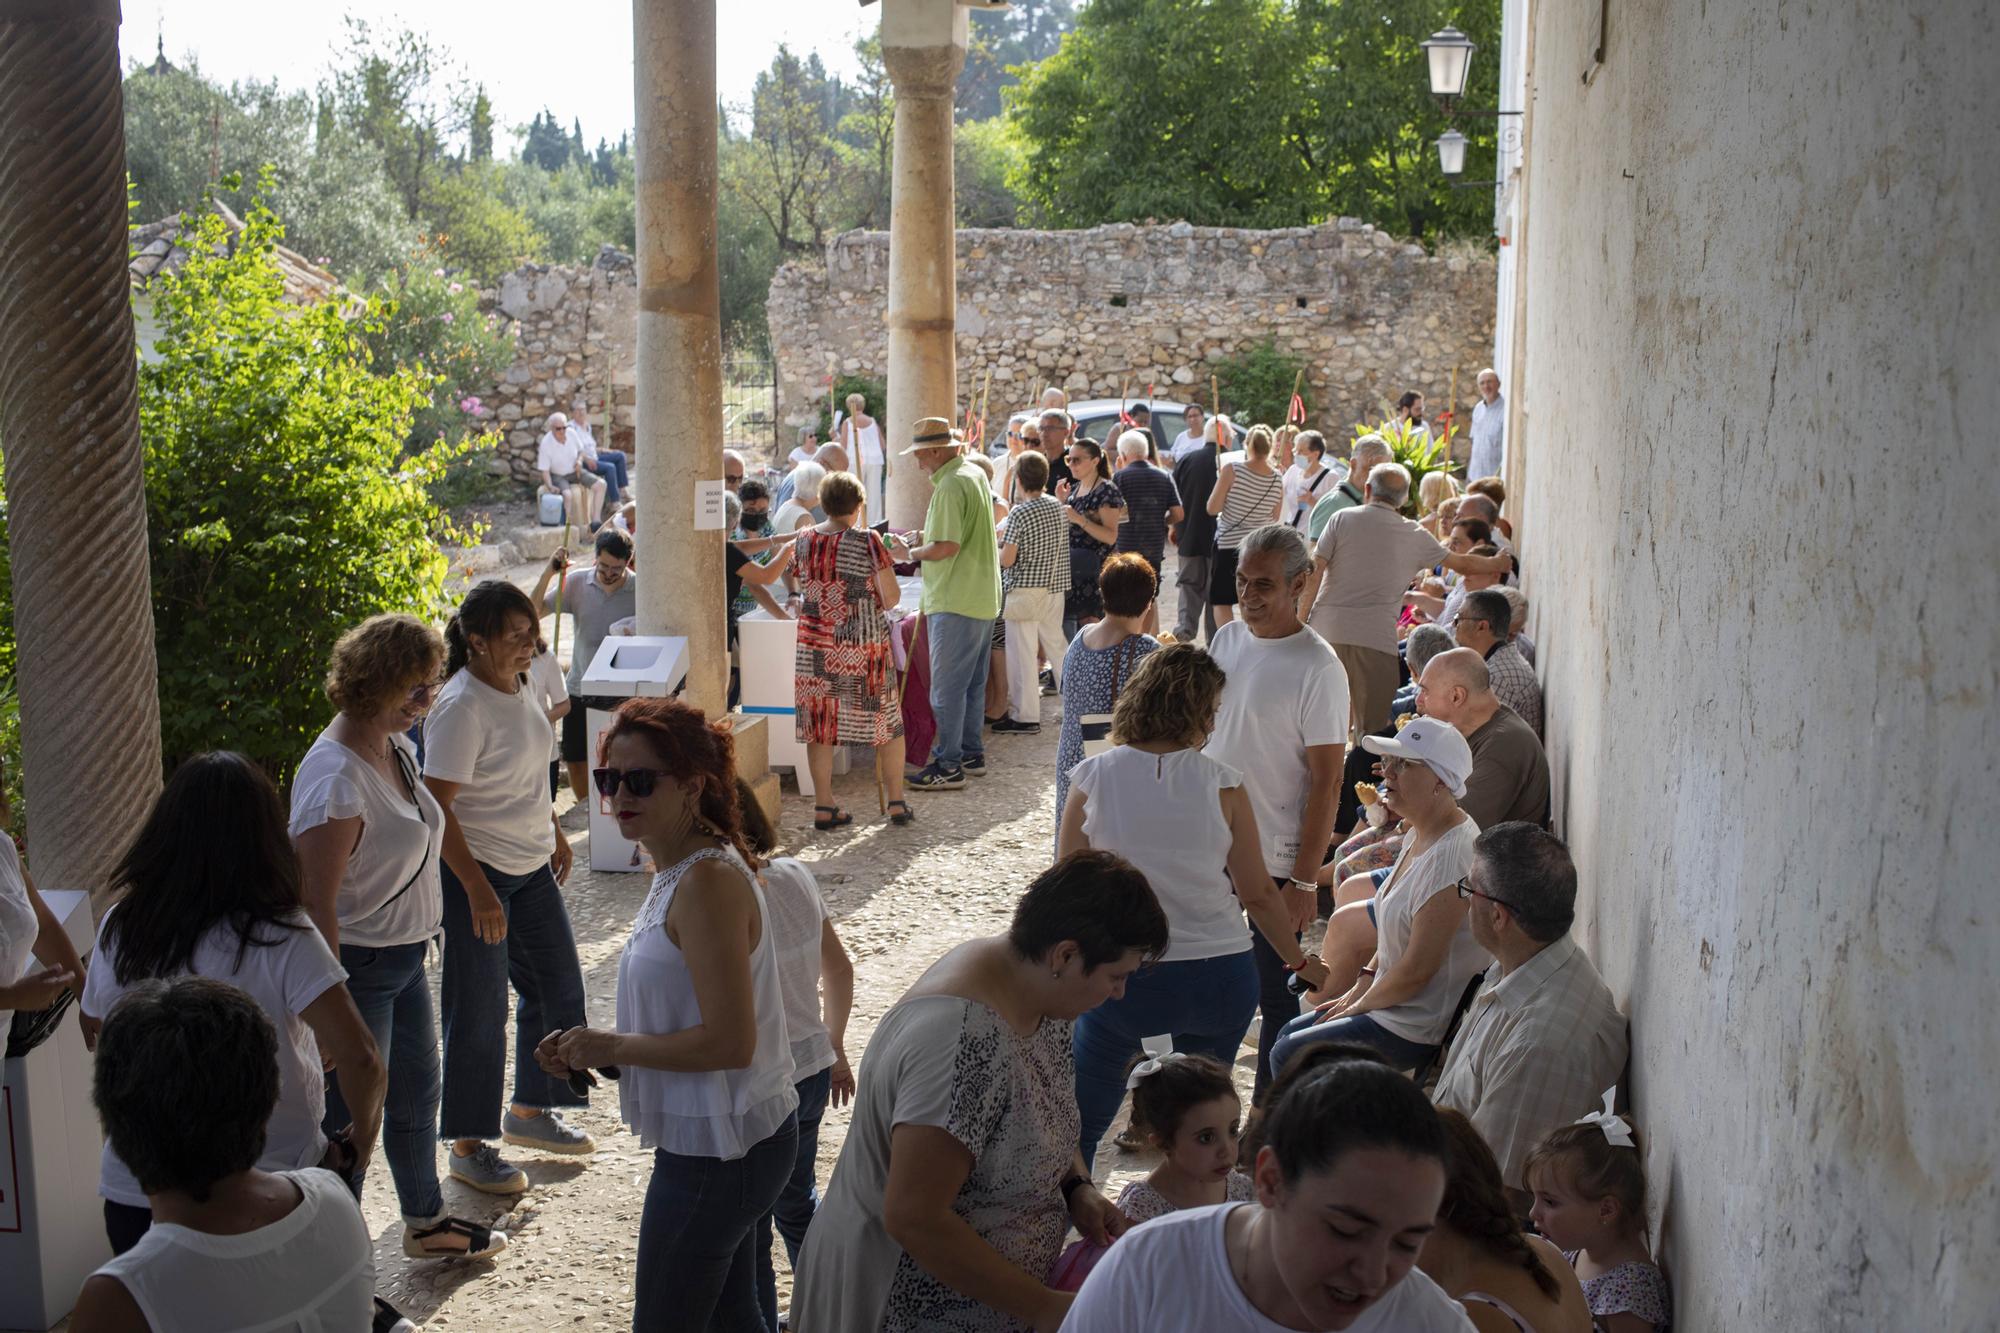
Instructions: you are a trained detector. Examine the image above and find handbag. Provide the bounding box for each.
[1077,635,1139,758]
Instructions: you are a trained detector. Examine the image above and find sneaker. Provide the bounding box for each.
[1039,668,1058,696]
[990,717,1041,735]
[403,1215,510,1261]
[962,755,989,778]
[448,1142,527,1195]
[502,1109,596,1155]
[908,762,966,791]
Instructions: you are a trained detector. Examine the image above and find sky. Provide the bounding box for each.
[116,0,881,149]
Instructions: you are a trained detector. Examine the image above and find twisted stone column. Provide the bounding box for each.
[0,0,163,906]
[633,0,727,715]
[881,0,970,530]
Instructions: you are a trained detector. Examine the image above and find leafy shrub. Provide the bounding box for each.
[816,374,888,442]
[1212,338,1307,430]
[139,200,481,777]
[1353,417,1457,516]
[358,247,516,452]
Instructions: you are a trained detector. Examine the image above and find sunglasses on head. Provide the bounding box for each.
[593,767,671,798]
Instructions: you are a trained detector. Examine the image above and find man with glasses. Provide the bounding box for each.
[530,528,637,801]
[1435,822,1627,1211]
[723,449,747,494]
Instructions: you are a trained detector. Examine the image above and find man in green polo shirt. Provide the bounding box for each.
[1307,433,1391,541]
[887,417,1001,790]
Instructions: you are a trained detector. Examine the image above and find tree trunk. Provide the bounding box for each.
[0,0,164,910]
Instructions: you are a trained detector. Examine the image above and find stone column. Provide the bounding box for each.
[632,0,727,715]
[0,0,162,907]
[880,0,970,529]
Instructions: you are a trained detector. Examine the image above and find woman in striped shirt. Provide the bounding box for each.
[1204,421,1286,626]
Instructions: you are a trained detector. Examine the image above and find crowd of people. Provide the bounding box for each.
[0,371,1676,1333]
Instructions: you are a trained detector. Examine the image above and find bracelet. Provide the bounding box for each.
[1287,877,1316,892]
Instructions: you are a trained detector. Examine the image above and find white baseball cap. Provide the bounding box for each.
[1360,717,1473,798]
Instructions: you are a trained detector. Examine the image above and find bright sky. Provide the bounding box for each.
[117,0,880,148]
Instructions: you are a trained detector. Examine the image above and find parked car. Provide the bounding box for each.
[995,398,1237,461]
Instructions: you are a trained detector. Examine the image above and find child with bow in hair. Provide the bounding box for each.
[1524,1093,1673,1332]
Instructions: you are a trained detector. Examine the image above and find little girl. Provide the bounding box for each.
[1525,1097,1673,1332]
[1050,1052,1250,1291]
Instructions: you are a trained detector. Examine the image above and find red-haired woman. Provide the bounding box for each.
[535,699,797,1332]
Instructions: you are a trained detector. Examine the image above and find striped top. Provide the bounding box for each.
[1214,463,1285,551]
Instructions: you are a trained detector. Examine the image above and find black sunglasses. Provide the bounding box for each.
[593,767,671,798]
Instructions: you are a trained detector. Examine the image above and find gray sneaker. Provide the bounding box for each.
[502,1109,596,1155]
[447,1142,527,1195]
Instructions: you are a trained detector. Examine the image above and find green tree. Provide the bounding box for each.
[137,199,475,775]
[329,19,465,218]
[723,47,843,258]
[358,250,517,450]
[423,163,545,282]
[1212,338,1307,427]
[956,117,1024,227]
[960,0,1077,120]
[834,37,895,230]
[468,86,494,162]
[1008,0,1500,241]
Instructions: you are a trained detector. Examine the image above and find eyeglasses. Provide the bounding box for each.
[593,767,670,798]
[407,678,445,705]
[1453,876,1513,913]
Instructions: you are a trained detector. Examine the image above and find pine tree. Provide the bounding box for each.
[468,86,493,162]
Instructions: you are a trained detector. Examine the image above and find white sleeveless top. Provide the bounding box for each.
[617,846,798,1160]
[90,1168,374,1332]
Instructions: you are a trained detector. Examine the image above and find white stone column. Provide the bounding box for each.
[880,0,970,529]
[633,0,727,714]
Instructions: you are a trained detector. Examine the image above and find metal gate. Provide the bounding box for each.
[722,352,779,464]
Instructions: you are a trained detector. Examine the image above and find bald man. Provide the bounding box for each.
[1414,648,1549,829]
[1468,368,1505,481]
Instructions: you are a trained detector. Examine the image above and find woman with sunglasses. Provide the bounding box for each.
[289,614,506,1261]
[1055,435,1128,640]
[534,699,798,1332]
[1271,718,1487,1075]
[424,579,592,1198]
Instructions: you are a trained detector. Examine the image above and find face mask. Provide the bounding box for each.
[741,513,770,533]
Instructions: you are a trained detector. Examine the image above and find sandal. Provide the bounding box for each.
[403,1215,509,1261]
[813,805,854,831]
[886,800,915,826]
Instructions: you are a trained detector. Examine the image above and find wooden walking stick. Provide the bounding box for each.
[550,518,572,666]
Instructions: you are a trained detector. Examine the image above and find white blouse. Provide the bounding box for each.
[289,731,444,948]
[616,846,798,1160]
[0,838,36,990]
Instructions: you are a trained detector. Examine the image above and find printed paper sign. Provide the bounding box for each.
[694,479,727,530]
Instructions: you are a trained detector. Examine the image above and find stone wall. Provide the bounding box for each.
[768,221,1495,441]
[1515,0,1999,1325]
[478,248,639,485]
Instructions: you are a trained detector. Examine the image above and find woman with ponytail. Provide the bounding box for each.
[533,698,798,1332]
[1418,1108,1592,1332]
[423,580,592,1197]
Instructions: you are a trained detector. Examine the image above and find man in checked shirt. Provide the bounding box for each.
[993,450,1070,734]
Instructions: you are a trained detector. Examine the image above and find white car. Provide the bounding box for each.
[994,398,1237,460]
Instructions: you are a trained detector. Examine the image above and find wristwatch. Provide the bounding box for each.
[1059,1173,1089,1203]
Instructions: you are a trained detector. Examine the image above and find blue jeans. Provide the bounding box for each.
[1250,911,1303,1099]
[439,860,588,1140]
[755,1067,832,1330]
[585,448,629,506]
[636,1115,799,1332]
[1072,950,1258,1168]
[926,611,994,770]
[325,940,444,1223]
[1270,1009,1438,1076]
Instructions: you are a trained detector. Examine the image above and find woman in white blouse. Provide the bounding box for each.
[0,763,91,1025]
[536,698,798,1332]
[833,391,887,508]
[291,614,505,1261]
[1058,644,1329,1167]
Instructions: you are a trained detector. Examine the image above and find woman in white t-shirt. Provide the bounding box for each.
[1060,1055,1476,1333]
[80,752,384,1256]
[1057,644,1331,1168]
[833,392,887,509]
[291,614,505,1262]
[527,636,572,799]
[533,699,799,1331]
[71,978,377,1333]
[423,580,591,1197]
[1275,718,1487,1075]
[0,765,92,1024]
[734,779,857,1331]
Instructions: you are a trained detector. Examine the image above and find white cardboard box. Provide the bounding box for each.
[0,889,106,1331]
[580,636,688,871]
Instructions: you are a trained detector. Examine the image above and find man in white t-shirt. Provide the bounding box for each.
[536,412,606,529]
[1203,523,1349,1096]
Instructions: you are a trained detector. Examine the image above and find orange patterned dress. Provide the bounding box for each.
[793,526,904,746]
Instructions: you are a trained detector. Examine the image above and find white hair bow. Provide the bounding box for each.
[1575,1089,1634,1148]
[1125,1052,1191,1091]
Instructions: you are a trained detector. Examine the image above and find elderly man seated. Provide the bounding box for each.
[1433,822,1627,1211]
[537,412,607,529]
[1454,588,1542,733]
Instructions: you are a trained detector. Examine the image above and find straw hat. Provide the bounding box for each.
[900,417,963,454]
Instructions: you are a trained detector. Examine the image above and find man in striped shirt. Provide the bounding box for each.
[1433,823,1627,1211]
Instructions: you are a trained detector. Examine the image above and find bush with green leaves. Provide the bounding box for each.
[1212,338,1308,430]
[357,249,516,452]
[140,200,480,776]
[816,374,888,442]
[1353,417,1457,516]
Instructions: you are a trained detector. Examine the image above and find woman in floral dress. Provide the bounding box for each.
[792,471,912,831]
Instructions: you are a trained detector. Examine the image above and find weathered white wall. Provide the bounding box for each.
[1516,0,1998,1326]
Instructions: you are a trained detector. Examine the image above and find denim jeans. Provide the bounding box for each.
[324,940,445,1224]
[754,1067,833,1330]
[1072,950,1258,1168]
[1250,914,1304,1099]
[439,859,588,1140]
[586,448,629,506]
[926,611,994,770]
[1270,1009,1438,1076]
[636,1114,799,1332]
